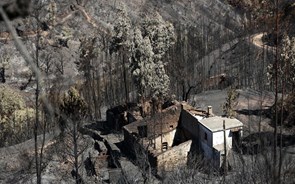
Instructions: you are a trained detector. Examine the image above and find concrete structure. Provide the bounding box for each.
[180,106,243,168]
[198,117,243,167]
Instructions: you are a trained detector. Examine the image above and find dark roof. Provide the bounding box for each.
[106,103,139,115]
[123,103,182,138]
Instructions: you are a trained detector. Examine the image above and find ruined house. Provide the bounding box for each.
[106,100,175,130]
[106,103,142,130]
[122,102,243,175]
[123,102,192,175]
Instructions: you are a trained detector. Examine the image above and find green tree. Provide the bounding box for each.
[131,28,155,99]
[60,87,87,120]
[280,35,295,91]
[0,85,25,119]
[110,3,132,103]
[110,4,131,53]
[59,86,88,184]
[267,35,295,91]
[142,12,175,98]
[222,86,239,118]
[130,12,175,110]
[267,35,295,127]
[0,85,26,146]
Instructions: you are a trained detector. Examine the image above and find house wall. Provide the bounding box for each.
[213,129,232,149]
[213,149,221,168]
[124,127,177,152]
[156,140,192,175]
[154,129,176,150]
[199,125,213,158]
[212,128,243,167]
[179,110,200,139]
[123,128,137,154]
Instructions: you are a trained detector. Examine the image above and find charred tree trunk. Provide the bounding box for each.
[122,50,129,104]
[273,0,279,182]
[0,67,5,83]
[34,27,41,184]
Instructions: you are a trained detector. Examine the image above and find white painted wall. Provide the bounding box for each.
[212,129,232,149]
[154,129,176,150]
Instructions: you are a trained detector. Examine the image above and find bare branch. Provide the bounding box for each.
[0,5,42,86]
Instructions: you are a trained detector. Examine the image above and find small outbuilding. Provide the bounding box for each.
[179,105,243,169]
[198,116,243,167]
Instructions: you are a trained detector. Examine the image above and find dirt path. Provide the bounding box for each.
[0,131,59,159]
[251,32,275,52]
[251,33,265,48]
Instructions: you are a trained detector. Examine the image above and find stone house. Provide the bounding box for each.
[122,102,243,175]
[122,102,193,175]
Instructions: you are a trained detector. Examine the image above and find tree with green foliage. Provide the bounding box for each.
[0,85,26,146]
[222,86,239,118]
[280,35,295,91]
[60,86,88,121]
[130,12,175,111]
[267,35,295,91]
[131,28,155,99]
[59,86,88,184]
[110,4,131,54]
[110,3,132,103]
[142,12,175,99]
[267,35,295,127]
[0,85,25,118]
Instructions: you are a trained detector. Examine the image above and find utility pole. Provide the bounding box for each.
[223,120,227,177]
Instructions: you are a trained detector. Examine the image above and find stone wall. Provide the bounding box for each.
[155,140,192,175]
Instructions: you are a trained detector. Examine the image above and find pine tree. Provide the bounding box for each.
[59,87,88,184]
[281,35,295,91]
[110,3,132,103]
[130,28,155,98]
[110,4,131,54]
[130,12,176,105]
[222,86,239,118]
[267,35,295,92]
[142,12,175,98]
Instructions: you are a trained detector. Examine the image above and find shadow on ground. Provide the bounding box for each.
[241,132,295,155]
[236,108,271,118]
